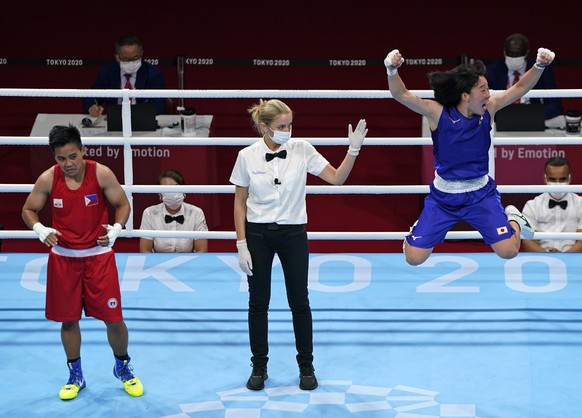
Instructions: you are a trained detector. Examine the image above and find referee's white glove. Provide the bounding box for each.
[101,223,122,247]
[236,239,253,276]
[32,222,59,246]
[348,119,368,156]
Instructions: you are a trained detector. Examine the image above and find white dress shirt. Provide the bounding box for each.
[140,202,208,252]
[522,193,582,251]
[229,138,329,224]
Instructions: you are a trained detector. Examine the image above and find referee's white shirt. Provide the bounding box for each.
[522,192,582,252]
[140,202,208,252]
[230,138,329,224]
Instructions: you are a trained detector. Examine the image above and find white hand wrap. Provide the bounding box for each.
[105,223,122,247]
[32,222,58,244]
[347,119,368,157]
[236,239,253,276]
[384,49,404,75]
[534,47,555,70]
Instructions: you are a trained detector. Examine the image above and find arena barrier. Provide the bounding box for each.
[1,87,581,242]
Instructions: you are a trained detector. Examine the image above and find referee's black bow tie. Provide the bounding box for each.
[265,150,287,162]
[549,199,567,209]
[165,214,185,224]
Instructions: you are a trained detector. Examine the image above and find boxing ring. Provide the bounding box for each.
[1,88,582,417]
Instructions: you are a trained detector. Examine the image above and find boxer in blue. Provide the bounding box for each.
[384,47,555,266]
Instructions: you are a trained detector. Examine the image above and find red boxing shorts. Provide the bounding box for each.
[46,248,123,322]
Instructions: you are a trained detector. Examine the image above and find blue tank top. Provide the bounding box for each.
[431,107,492,180]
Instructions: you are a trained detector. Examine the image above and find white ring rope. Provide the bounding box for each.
[2,87,582,241]
[3,185,582,195]
[0,88,580,99]
[1,230,581,241]
[3,137,582,146]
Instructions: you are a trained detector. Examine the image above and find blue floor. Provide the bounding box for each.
[1,252,582,417]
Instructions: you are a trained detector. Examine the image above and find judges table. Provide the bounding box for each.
[30,113,213,138]
[29,113,220,232]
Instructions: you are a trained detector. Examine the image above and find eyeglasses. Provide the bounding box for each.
[117,55,142,63]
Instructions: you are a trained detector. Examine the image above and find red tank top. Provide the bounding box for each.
[50,160,109,249]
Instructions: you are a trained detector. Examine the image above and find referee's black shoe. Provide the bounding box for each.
[246,365,268,390]
[299,364,318,390]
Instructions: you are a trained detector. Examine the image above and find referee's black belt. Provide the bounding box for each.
[247,222,303,231]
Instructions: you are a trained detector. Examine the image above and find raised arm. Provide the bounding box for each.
[385,49,442,123]
[318,119,367,185]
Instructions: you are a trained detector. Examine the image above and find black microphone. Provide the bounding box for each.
[274,178,281,185]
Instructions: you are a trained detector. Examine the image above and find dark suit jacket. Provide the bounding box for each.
[83,61,166,115]
[486,57,562,119]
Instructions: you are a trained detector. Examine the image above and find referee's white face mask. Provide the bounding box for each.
[546,183,568,201]
[545,174,570,201]
[267,126,292,145]
[162,193,184,210]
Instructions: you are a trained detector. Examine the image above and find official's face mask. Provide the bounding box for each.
[268,126,292,145]
[505,55,526,72]
[546,177,570,201]
[119,59,142,75]
[162,193,184,210]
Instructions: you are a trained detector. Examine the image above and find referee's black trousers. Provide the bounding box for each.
[245,222,314,368]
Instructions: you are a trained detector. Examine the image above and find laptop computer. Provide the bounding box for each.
[494,103,545,132]
[107,103,158,131]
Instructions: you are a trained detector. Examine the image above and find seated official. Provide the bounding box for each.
[140,170,208,253]
[83,35,166,116]
[486,33,562,120]
[522,157,582,252]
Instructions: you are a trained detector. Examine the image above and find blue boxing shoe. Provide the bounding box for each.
[113,356,144,397]
[59,359,86,400]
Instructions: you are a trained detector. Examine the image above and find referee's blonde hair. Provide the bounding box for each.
[248,99,292,134]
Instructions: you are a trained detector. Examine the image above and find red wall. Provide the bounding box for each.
[1,2,581,252]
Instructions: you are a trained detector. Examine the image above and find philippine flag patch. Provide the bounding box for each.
[53,198,63,208]
[84,194,98,207]
[496,226,508,235]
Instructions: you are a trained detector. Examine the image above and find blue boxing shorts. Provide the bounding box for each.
[406,178,517,249]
